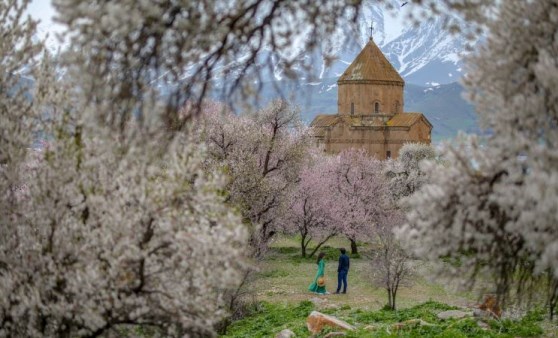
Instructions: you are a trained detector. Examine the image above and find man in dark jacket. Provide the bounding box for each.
[336,248,350,294]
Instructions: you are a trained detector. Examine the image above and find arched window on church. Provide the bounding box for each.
[374,102,380,114]
[351,102,354,115]
[395,101,400,114]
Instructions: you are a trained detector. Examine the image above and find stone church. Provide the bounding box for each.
[310,38,432,159]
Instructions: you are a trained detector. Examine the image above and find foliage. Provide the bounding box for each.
[222,301,313,337]
[0,0,42,206]
[377,144,433,311]
[491,311,544,337]
[1,79,250,337]
[348,301,457,324]
[398,0,558,318]
[283,151,346,257]
[280,147,393,258]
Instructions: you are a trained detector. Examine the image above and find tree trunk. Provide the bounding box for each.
[308,233,337,258]
[301,221,310,257]
[549,280,558,320]
[387,289,396,310]
[350,238,358,255]
[308,241,325,258]
[301,232,313,258]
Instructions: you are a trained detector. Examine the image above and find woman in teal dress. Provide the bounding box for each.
[308,252,327,294]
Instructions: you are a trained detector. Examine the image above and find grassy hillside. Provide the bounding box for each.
[222,236,552,337]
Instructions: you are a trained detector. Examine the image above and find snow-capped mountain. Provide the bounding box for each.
[28,0,478,141]
[34,0,468,87]
[317,0,469,86]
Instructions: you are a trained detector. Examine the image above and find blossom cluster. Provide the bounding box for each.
[398,0,558,316]
[1,1,250,336]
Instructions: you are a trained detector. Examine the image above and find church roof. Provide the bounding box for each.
[311,114,339,127]
[387,113,432,128]
[311,112,432,129]
[338,39,404,85]
[311,115,374,128]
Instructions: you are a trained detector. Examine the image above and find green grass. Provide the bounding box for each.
[221,235,557,337]
[347,301,457,324]
[223,300,546,337]
[257,268,290,279]
[254,235,473,308]
[269,243,361,263]
[222,301,314,337]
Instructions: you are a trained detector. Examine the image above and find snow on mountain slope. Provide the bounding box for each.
[33,0,469,88]
[260,78,478,142]
[316,0,469,86]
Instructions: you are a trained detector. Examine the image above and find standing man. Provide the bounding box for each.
[336,248,350,294]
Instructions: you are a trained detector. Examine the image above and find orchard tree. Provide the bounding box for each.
[371,213,415,311]
[200,100,309,255]
[384,143,436,205]
[0,0,42,217]
[332,149,389,255]
[284,152,342,258]
[398,0,558,318]
[197,101,243,163]
[2,49,250,338]
[0,1,258,337]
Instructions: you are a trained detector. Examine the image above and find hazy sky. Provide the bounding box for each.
[28,1,54,23]
[27,0,62,33]
[24,0,417,50]
[26,0,65,48]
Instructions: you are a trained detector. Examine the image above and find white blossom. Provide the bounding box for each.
[399,0,558,318]
[197,100,309,256]
[384,143,437,205]
[1,2,250,336]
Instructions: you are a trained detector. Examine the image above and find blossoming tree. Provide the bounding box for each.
[398,0,558,318]
[384,143,437,205]
[371,213,415,310]
[0,1,253,336]
[332,149,390,255]
[283,152,343,257]
[199,100,310,256]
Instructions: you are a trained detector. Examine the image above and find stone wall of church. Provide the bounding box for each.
[338,82,404,116]
[318,119,431,160]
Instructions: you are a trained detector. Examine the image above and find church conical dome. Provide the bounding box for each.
[338,39,404,85]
